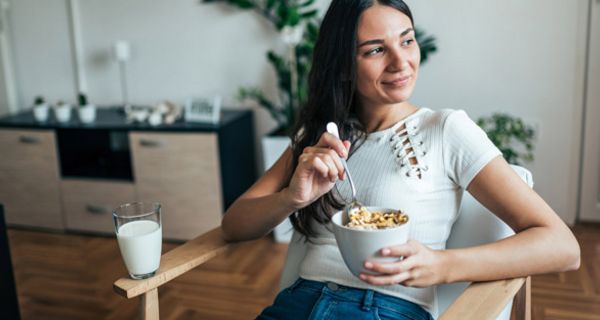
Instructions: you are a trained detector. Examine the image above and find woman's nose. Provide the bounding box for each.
[386,48,406,72]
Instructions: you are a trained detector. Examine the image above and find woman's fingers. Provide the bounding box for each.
[343,140,351,153]
[315,132,349,158]
[319,153,339,182]
[364,257,417,275]
[359,271,412,286]
[381,240,418,257]
[298,154,329,179]
[362,241,419,275]
[359,240,444,288]
[298,132,353,183]
[302,147,345,181]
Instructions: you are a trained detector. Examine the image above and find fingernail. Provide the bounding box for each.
[359,274,366,280]
[381,248,390,255]
[364,262,373,268]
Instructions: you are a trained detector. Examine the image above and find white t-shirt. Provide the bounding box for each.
[298,108,502,316]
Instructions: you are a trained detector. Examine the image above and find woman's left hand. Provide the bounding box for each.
[359,240,449,288]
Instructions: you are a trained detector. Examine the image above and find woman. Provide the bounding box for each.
[223,0,581,319]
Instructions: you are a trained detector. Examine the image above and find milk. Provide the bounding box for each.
[117,220,162,276]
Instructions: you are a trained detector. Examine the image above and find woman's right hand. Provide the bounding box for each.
[283,132,351,209]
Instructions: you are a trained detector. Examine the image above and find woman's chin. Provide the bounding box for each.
[382,93,413,104]
[380,87,415,103]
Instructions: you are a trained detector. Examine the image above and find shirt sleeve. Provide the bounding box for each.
[442,110,502,189]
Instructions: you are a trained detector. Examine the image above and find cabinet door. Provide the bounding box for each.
[0,129,63,229]
[130,132,223,240]
[62,179,135,234]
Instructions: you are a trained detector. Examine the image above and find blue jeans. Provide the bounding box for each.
[257,278,434,320]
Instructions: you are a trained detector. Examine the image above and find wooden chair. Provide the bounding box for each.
[114,166,533,320]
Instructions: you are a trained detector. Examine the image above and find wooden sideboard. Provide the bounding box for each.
[0,108,256,240]
[0,129,63,229]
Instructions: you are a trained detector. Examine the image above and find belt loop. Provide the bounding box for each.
[361,289,374,311]
[286,278,304,293]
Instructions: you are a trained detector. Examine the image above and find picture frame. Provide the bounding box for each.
[185,96,222,124]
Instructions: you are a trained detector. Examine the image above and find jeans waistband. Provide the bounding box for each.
[289,278,427,313]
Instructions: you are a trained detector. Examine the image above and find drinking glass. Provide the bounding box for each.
[113,202,162,279]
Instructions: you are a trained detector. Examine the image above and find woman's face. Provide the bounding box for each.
[355,5,420,108]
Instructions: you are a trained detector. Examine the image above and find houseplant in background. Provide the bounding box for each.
[32,96,49,122]
[205,0,437,242]
[477,113,536,165]
[54,100,72,123]
[205,0,437,136]
[77,93,97,124]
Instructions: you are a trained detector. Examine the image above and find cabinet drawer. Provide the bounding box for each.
[130,132,223,240]
[62,179,135,234]
[0,129,63,229]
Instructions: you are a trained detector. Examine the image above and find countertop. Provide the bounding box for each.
[0,107,250,132]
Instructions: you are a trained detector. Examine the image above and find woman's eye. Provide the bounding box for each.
[402,38,415,47]
[365,47,384,56]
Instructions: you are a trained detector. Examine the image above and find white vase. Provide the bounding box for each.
[148,111,162,126]
[55,104,72,123]
[32,104,49,122]
[78,104,96,124]
[262,134,293,243]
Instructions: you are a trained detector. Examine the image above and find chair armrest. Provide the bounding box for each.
[440,276,529,320]
[113,226,231,299]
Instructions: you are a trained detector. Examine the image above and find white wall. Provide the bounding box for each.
[8,0,283,137]
[406,0,589,225]
[8,0,76,106]
[0,47,9,116]
[4,0,589,224]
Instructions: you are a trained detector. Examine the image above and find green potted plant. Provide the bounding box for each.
[77,92,96,124]
[206,0,437,136]
[477,113,536,165]
[32,96,49,122]
[54,100,72,123]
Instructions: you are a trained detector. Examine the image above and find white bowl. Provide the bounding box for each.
[331,207,410,278]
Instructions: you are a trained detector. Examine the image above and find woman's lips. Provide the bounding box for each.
[382,75,411,87]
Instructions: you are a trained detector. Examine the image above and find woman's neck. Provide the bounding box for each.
[358,101,419,133]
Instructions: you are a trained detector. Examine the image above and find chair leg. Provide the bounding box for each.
[141,288,159,320]
[511,276,531,320]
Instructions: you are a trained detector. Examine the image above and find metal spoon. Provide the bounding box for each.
[326,122,363,224]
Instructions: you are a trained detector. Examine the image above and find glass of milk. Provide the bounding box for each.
[113,202,162,279]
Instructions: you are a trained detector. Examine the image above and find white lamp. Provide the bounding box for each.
[113,40,131,108]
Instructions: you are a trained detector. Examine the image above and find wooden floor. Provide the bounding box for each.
[6,224,600,320]
[531,224,600,319]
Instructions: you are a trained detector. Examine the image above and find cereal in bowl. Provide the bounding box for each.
[346,207,408,230]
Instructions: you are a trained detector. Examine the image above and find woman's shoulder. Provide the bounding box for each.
[416,107,475,130]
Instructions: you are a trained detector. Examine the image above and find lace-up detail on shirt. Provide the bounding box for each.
[389,122,428,178]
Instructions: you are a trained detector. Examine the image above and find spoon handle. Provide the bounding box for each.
[326,122,357,199]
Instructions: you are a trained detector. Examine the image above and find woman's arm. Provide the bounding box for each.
[444,156,580,282]
[222,135,351,242]
[221,147,297,242]
[360,156,580,287]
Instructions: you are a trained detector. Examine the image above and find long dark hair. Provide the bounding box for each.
[288,0,414,238]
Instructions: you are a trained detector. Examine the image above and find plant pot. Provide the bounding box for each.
[78,104,96,124]
[262,133,293,243]
[33,104,49,122]
[55,104,72,123]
